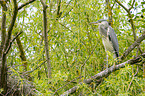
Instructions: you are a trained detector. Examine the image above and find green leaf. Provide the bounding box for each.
[141,8,145,12]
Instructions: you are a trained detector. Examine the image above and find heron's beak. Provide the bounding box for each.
[89,22,99,25]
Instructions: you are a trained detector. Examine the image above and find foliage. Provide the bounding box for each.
[0,0,144,95]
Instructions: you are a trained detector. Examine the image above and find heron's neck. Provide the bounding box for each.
[99,25,107,37]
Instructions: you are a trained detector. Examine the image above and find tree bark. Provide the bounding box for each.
[40,0,51,78]
[0,1,7,94]
[16,36,28,71]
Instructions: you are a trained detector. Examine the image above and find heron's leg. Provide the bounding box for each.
[106,53,108,69]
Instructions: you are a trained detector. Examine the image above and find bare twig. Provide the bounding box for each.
[12,31,23,43]
[111,1,116,9]
[59,22,73,32]
[54,76,82,95]
[127,66,139,91]
[5,85,16,96]
[61,7,73,19]
[5,31,23,55]
[22,60,47,74]
[129,0,135,11]
[60,0,73,18]
[56,0,61,19]
[115,0,128,12]
[81,44,98,75]
[18,0,36,10]
[64,0,73,9]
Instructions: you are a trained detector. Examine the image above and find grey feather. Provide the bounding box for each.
[107,26,119,57]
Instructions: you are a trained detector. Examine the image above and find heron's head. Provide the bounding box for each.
[90,19,109,28]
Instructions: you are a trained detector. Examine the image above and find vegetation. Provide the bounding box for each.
[0,0,145,95]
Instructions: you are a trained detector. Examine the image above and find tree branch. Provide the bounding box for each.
[18,0,36,10]
[0,1,7,56]
[115,0,129,13]
[59,22,73,32]
[15,31,28,71]
[22,60,47,74]
[5,31,23,55]
[40,0,51,78]
[81,44,98,75]
[56,0,61,19]
[40,0,47,8]
[4,0,18,52]
[0,1,7,94]
[129,0,135,11]
[60,53,145,96]
[120,32,145,60]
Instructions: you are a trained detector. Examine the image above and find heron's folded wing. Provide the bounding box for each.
[108,26,119,57]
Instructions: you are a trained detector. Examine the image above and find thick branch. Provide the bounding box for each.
[1,0,18,94]
[18,0,36,10]
[15,32,28,71]
[5,0,18,51]
[60,53,145,96]
[121,33,145,60]
[0,1,7,94]
[0,2,7,56]
[92,53,145,80]
[40,0,51,78]
[40,0,47,8]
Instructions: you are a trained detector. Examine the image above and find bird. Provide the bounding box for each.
[90,19,119,68]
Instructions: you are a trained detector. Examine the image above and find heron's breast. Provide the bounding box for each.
[102,37,114,52]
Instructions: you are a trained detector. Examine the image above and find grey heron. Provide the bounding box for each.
[90,19,119,68]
